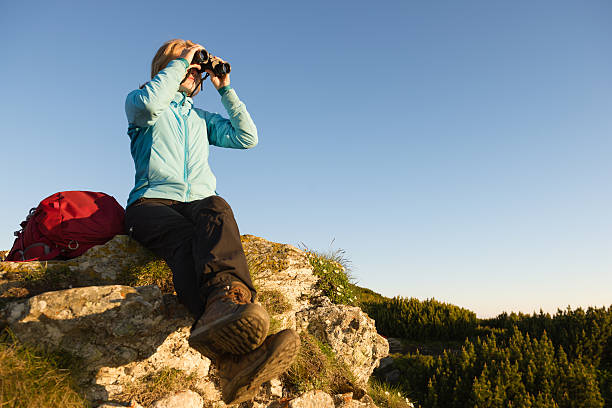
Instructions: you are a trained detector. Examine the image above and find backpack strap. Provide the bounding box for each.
[21,242,57,261]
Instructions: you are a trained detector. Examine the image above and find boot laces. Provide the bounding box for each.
[221,285,249,304]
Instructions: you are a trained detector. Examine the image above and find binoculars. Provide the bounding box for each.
[192,49,231,77]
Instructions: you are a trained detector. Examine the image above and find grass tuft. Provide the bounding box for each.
[257,289,291,315]
[268,316,284,335]
[119,258,175,294]
[241,235,291,279]
[0,329,88,408]
[283,332,358,396]
[0,264,81,309]
[368,377,415,408]
[303,247,356,305]
[118,368,199,406]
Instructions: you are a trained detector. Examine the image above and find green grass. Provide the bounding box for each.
[241,235,291,278]
[304,247,356,305]
[258,289,291,334]
[118,368,199,407]
[0,330,88,408]
[257,289,291,315]
[119,258,175,294]
[0,264,81,310]
[283,332,359,396]
[368,377,415,408]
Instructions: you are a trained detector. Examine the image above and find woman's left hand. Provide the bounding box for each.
[206,56,231,90]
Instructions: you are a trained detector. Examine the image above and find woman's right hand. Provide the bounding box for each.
[178,44,205,71]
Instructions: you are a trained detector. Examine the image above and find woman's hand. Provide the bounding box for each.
[206,56,231,90]
[178,44,205,71]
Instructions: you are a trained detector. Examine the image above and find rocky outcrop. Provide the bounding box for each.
[2,285,211,402]
[0,235,389,407]
[297,297,389,386]
[241,235,321,331]
[286,390,335,407]
[0,235,152,287]
[150,391,204,408]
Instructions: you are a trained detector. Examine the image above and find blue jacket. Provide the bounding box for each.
[125,58,258,207]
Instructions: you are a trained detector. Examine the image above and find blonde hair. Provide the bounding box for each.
[150,39,195,79]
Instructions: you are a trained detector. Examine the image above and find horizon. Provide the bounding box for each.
[1,0,610,319]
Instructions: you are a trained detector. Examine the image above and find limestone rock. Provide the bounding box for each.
[263,378,283,398]
[2,285,210,402]
[96,404,131,408]
[1,234,389,407]
[242,235,321,331]
[333,393,379,408]
[96,402,144,408]
[70,234,153,284]
[296,300,389,386]
[151,390,203,408]
[287,390,334,408]
[193,379,222,404]
[0,235,153,305]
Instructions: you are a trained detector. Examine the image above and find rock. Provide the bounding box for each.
[96,404,130,408]
[151,390,203,408]
[333,392,379,408]
[96,402,144,408]
[296,303,389,386]
[288,390,334,408]
[193,379,221,403]
[1,234,389,407]
[242,235,321,331]
[2,285,210,402]
[333,393,354,406]
[359,395,380,407]
[0,235,152,288]
[264,378,283,398]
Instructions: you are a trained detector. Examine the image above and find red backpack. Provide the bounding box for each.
[4,191,125,262]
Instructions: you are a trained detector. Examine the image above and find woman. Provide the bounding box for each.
[124,39,299,405]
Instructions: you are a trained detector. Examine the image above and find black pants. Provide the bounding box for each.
[124,195,255,319]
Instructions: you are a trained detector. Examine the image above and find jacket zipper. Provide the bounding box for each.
[183,112,191,201]
[179,93,191,201]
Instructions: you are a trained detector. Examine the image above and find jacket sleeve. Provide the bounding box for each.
[198,88,258,149]
[125,59,189,127]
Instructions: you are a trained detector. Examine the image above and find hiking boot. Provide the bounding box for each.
[189,281,269,358]
[217,329,300,406]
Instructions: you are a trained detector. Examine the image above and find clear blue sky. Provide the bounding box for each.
[1,0,610,318]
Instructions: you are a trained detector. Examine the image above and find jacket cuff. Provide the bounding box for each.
[177,58,190,69]
[217,85,232,96]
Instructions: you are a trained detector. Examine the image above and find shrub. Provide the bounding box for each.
[360,295,478,341]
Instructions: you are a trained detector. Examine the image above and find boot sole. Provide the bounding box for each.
[189,303,269,356]
[223,329,300,405]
